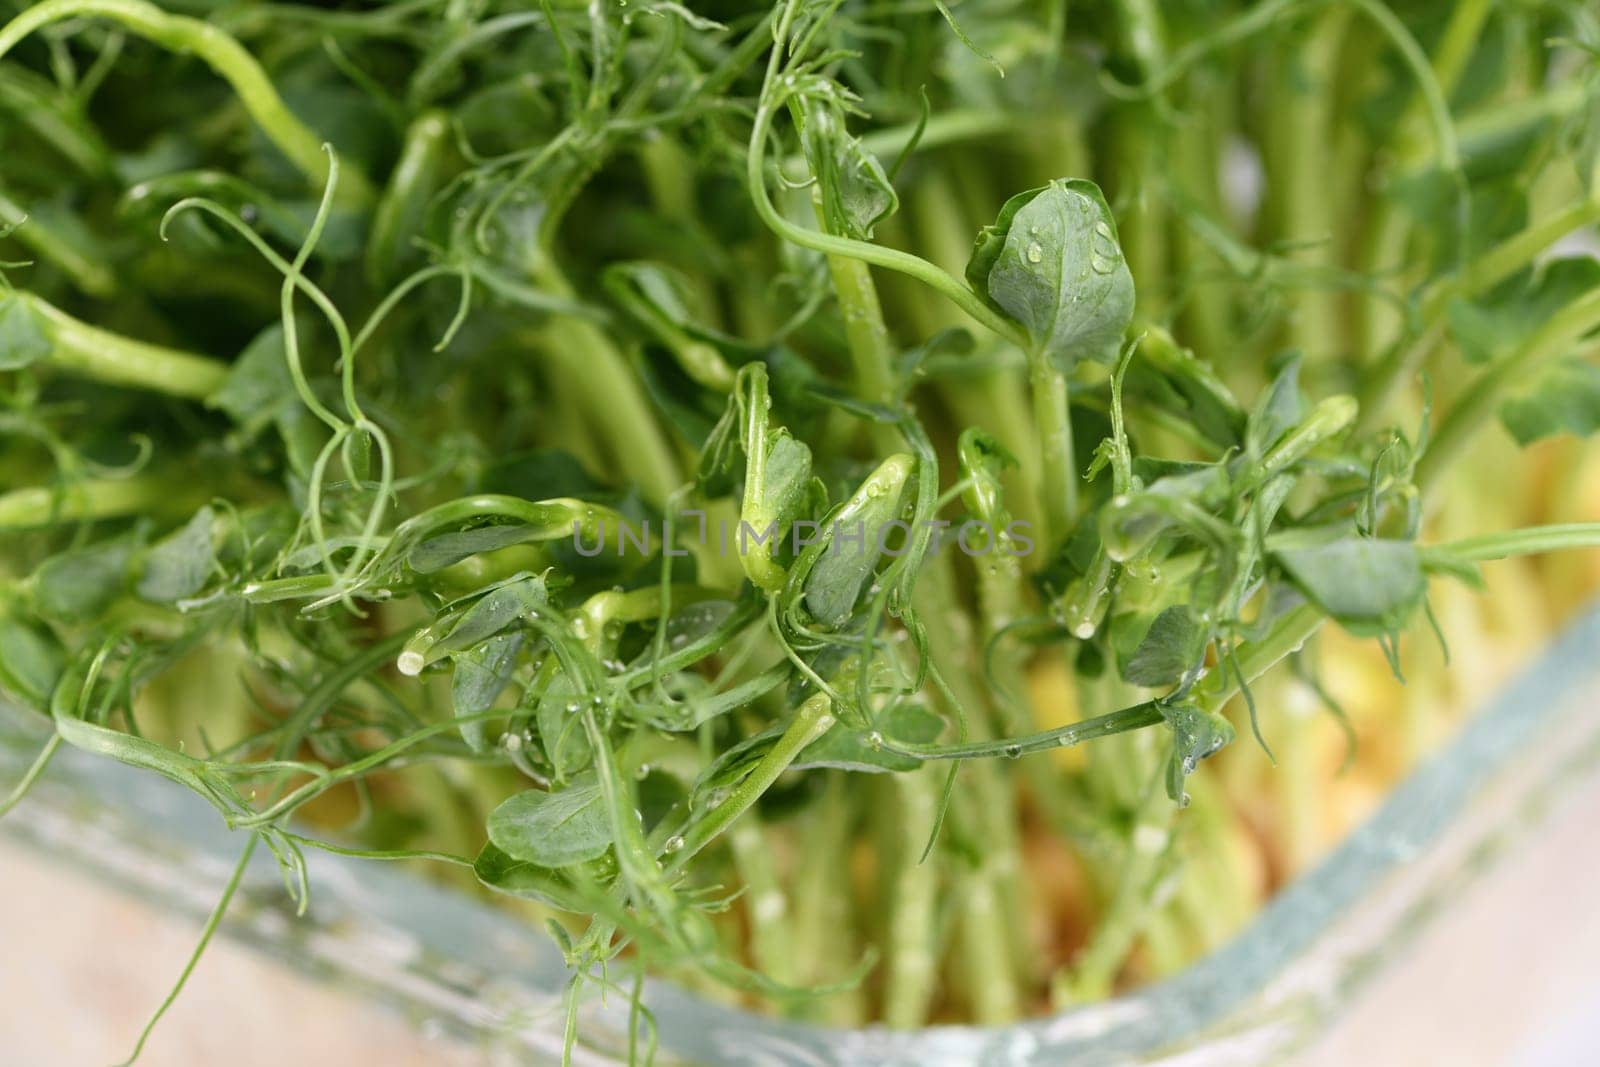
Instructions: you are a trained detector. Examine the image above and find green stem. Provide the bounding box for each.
[671,693,835,866]
[746,0,1026,350]
[1358,198,1600,428]
[0,476,185,529]
[1417,288,1600,496]
[823,248,897,411]
[366,110,451,284]
[1433,523,1600,563]
[956,865,1021,1022]
[726,815,796,988]
[119,834,259,1065]
[532,265,682,505]
[0,733,61,819]
[1347,0,1471,352]
[1031,353,1078,547]
[788,776,863,1024]
[1057,776,1172,1001]
[881,768,942,1028]
[18,292,228,398]
[1268,9,1347,359]
[880,701,1164,762]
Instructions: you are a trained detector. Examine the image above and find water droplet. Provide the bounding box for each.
[1003,744,1022,759]
[1072,621,1096,640]
[865,731,884,749]
[635,763,651,780]
[1090,221,1123,274]
[565,702,580,714]
[663,835,685,854]
[1025,241,1044,264]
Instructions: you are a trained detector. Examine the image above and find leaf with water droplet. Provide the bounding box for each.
[537,673,594,777]
[450,632,525,752]
[802,453,913,629]
[794,700,943,772]
[966,178,1135,371]
[1159,702,1234,805]
[409,524,539,574]
[437,574,550,655]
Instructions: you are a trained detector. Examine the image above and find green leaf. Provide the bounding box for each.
[966,179,1134,370]
[1124,329,1246,448]
[1159,702,1234,806]
[1500,358,1600,445]
[450,632,525,752]
[0,292,51,371]
[33,538,135,623]
[0,615,65,711]
[1269,529,1426,636]
[794,700,943,772]
[537,675,593,778]
[1246,357,1304,456]
[472,841,608,912]
[409,524,538,574]
[640,666,786,732]
[1123,606,1208,688]
[1447,256,1600,365]
[487,774,613,868]
[207,326,296,431]
[802,455,912,629]
[803,104,898,239]
[1390,175,1527,278]
[437,575,549,656]
[746,431,813,540]
[137,506,216,602]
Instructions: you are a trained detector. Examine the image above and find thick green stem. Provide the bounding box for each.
[726,815,796,989]
[824,250,898,411]
[1417,289,1600,496]
[1434,523,1600,563]
[881,768,942,1028]
[1358,198,1600,429]
[1031,354,1078,548]
[0,476,189,529]
[17,292,227,398]
[1057,777,1172,1001]
[366,110,451,284]
[671,693,835,866]
[788,776,864,1024]
[1267,9,1347,360]
[532,265,682,505]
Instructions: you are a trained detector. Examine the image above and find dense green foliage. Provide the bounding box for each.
[2,0,1599,1059]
